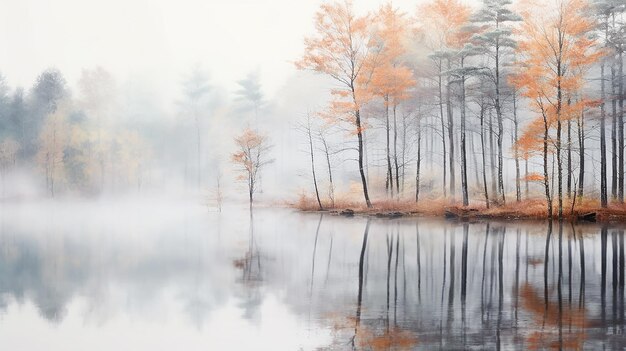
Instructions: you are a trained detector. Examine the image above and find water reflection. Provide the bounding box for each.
[1,203,626,349]
[323,218,626,350]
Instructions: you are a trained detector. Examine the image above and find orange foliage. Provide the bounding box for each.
[524,172,545,182]
[511,0,601,159]
[420,0,471,50]
[367,3,416,107]
[231,128,269,178]
[296,1,375,132]
[231,128,272,200]
[515,116,549,158]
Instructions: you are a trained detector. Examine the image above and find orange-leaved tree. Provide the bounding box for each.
[511,0,601,217]
[368,2,415,197]
[296,0,375,208]
[231,128,273,207]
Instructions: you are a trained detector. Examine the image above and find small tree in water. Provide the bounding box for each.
[231,128,273,207]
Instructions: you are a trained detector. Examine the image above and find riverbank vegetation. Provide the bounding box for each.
[293,193,626,222]
[293,0,626,221]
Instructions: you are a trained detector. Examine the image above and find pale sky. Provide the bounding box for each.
[0,0,474,102]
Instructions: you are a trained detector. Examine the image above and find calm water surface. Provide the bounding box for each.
[1,200,626,350]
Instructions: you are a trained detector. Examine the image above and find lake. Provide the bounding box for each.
[1,200,625,350]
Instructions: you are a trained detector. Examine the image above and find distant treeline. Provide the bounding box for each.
[0,67,158,197]
[0,64,268,198]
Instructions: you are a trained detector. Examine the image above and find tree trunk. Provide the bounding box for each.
[385,95,393,196]
[513,91,521,202]
[471,129,481,188]
[401,112,408,193]
[438,64,447,198]
[393,104,400,197]
[489,109,497,202]
[601,61,608,208]
[525,158,529,199]
[557,115,563,218]
[249,187,253,207]
[307,122,323,210]
[612,65,617,200]
[353,85,372,208]
[618,50,624,203]
[543,111,552,218]
[480,105,490,209]
[364,128,369,186]
[416,119,422,202]
[460,65,468,207]
[556,60,563,218]
[577,108,585,198]
[494,41,505,205]
[446,59,455,201]
[356,108,372,208]
[321,134,334,208]
[567,111,572,198]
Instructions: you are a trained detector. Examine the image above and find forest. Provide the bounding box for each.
[0,0,625,222]
[0,66,266,200]
[294,0,626,220]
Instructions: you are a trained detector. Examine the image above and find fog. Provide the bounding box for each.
[2,202,626,349]
[0,0,471,203]
[0,0,619,214]
[0,0,625,349]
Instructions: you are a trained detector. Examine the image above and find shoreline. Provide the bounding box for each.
[290,198,626,224]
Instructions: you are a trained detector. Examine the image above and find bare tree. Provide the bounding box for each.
[210,171,223,212]
[296,1,375,208]
[296,113,323,210]
[318,125,336,207]
[231,128,273,206]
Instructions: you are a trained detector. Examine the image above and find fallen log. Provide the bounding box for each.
[577,212,596,222]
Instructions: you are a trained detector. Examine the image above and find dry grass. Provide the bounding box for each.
[445,198,626,221]
[289,192,447,214]
[479,199,548,219]
[289,192,626,223]
[288,193,366,212]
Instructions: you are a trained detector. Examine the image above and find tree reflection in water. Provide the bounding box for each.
[2,206,626,349]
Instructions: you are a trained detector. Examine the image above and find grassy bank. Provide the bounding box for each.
[289,195,626,223]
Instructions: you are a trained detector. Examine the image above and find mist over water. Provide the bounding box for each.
[0,202,625,350]
[0,0,625,349]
